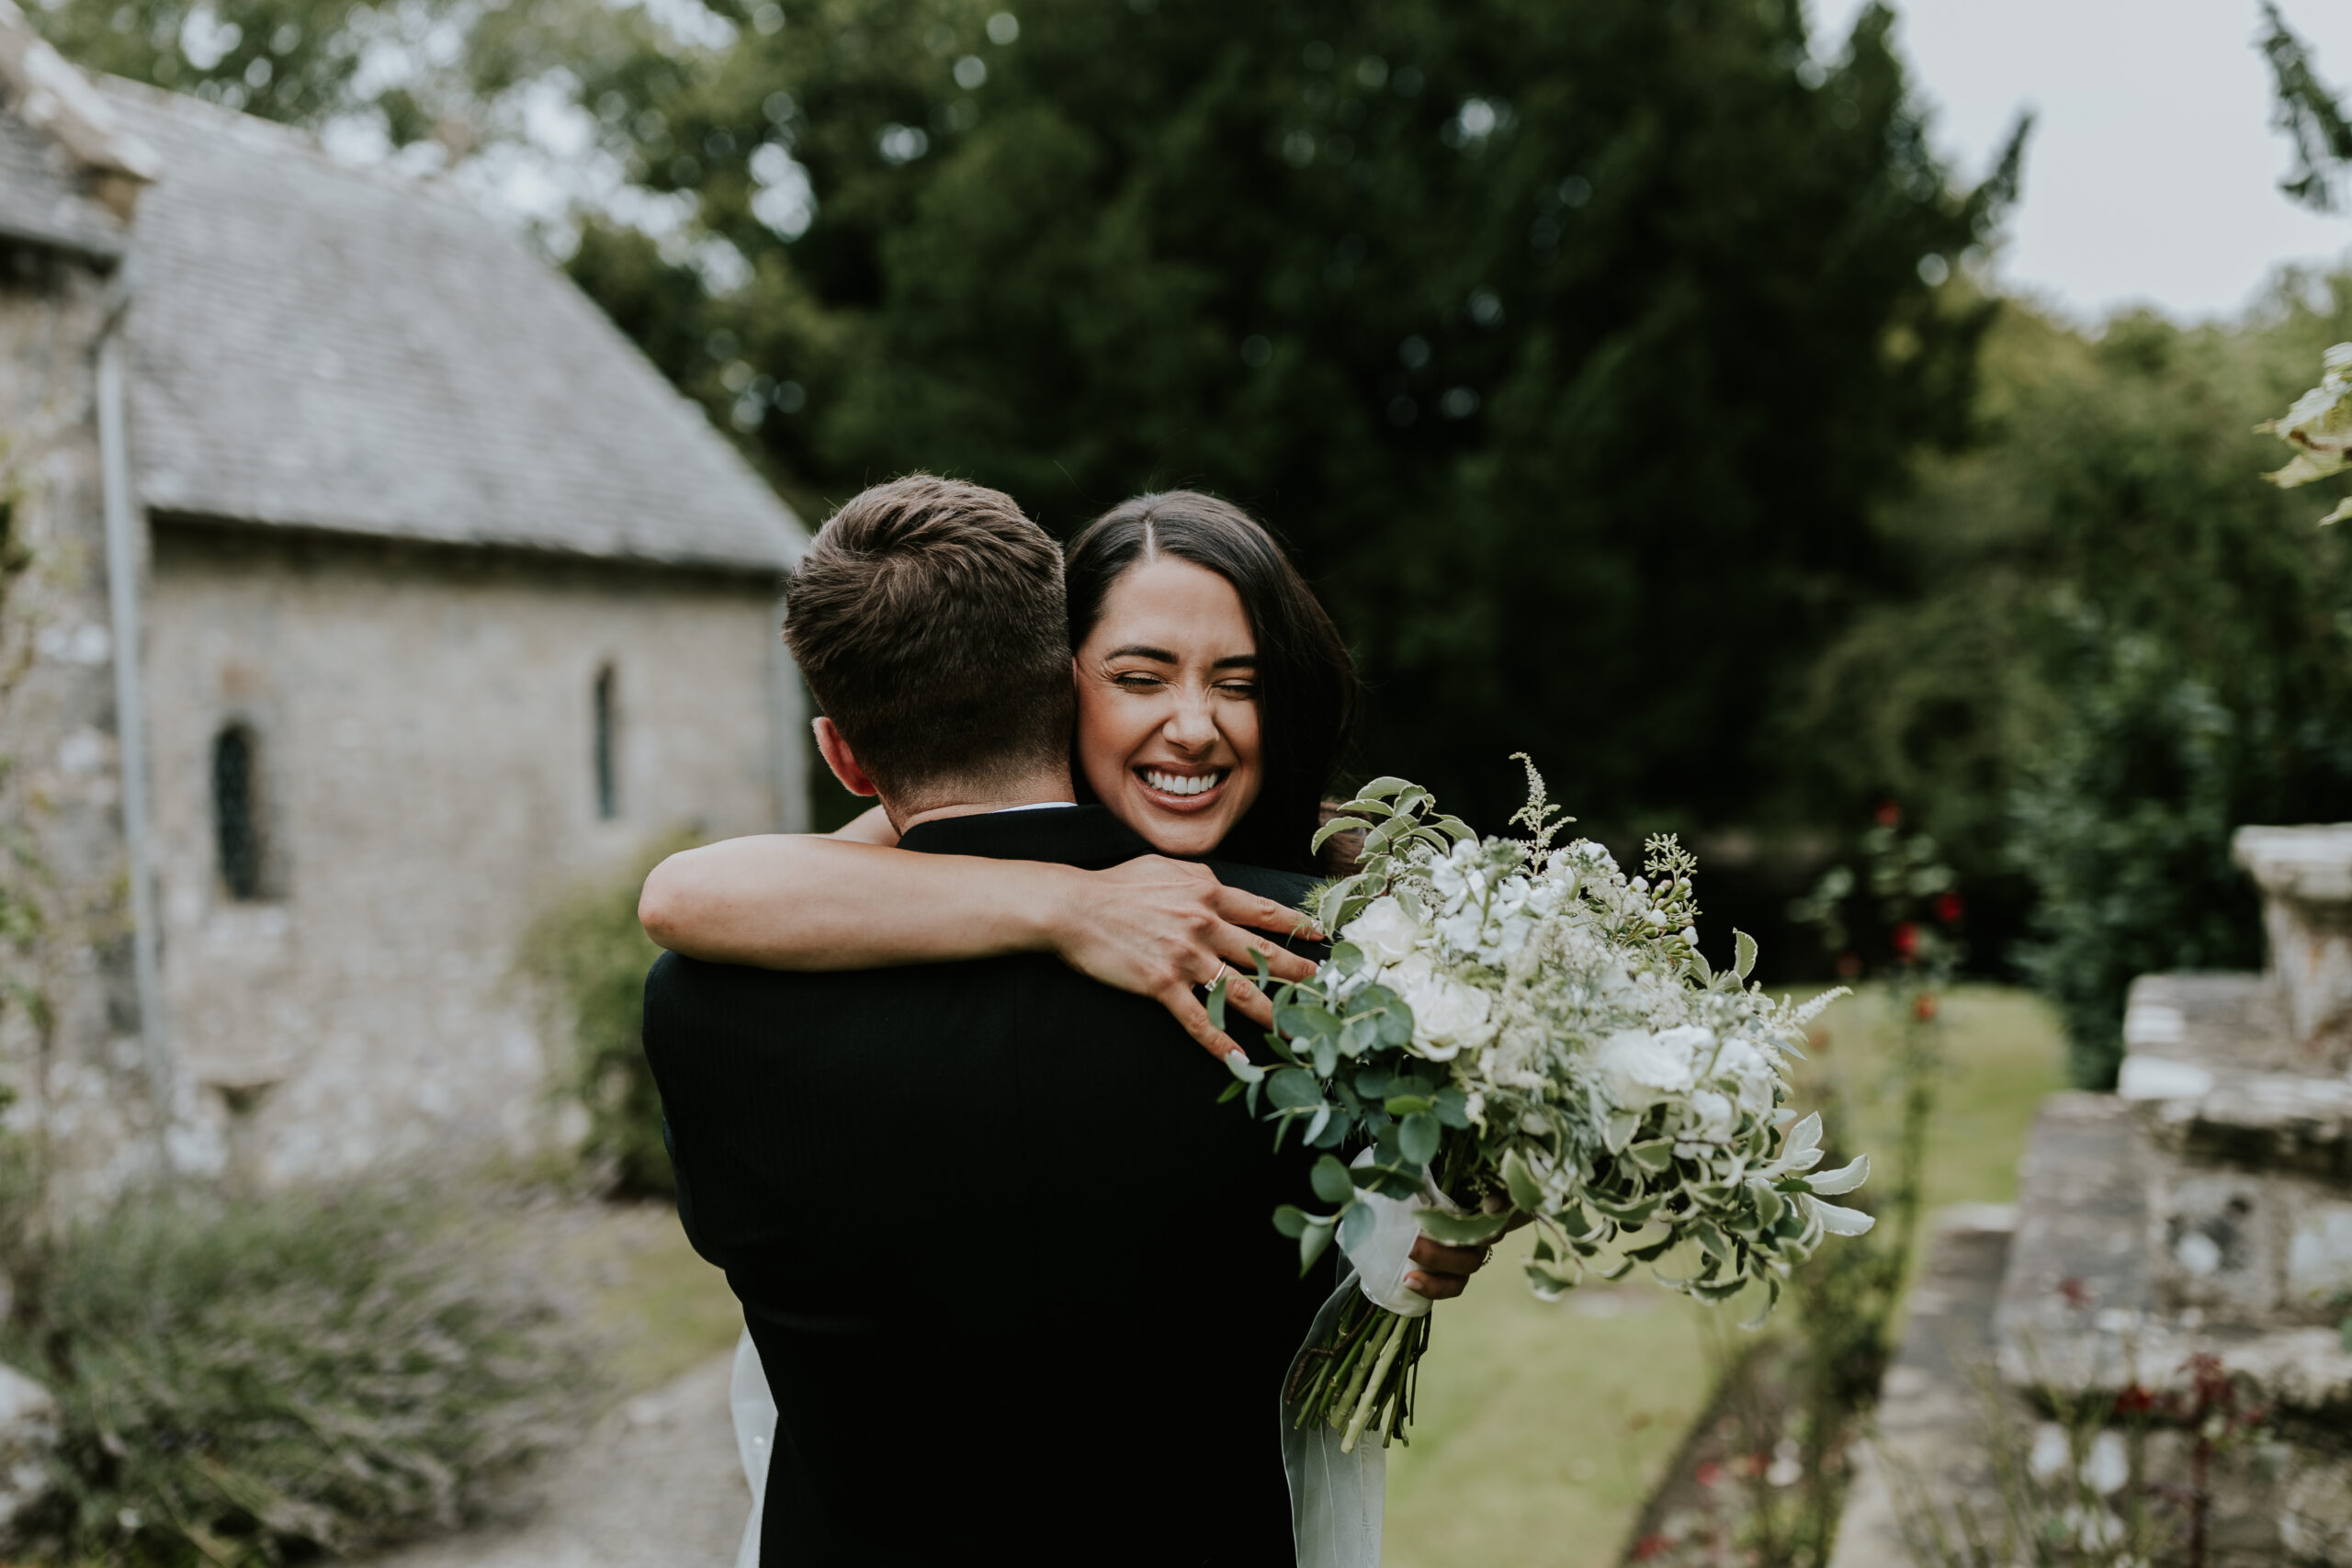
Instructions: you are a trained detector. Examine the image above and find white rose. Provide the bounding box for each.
[1385,955,1494,1061]
[1713,1037,1776,1114]
[1340,897,1421,965]
[1594,1027,1700,1108]
[1684,1088,1736,1141]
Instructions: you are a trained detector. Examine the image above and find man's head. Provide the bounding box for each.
[784,474,1072,820]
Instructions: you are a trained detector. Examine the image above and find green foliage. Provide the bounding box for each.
[520,844,685,1197]
[28,0,665,160]
[4,1174,592,1566]
[2262,2,2352,215]
[547,0,2019,838]
[1804,290,2352,1087]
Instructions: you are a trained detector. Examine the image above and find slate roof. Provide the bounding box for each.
[97,83,801,574]
[0,97,122,258]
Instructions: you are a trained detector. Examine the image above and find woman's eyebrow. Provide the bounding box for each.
[1106,644,1179,662]
[1212,654,1260,670]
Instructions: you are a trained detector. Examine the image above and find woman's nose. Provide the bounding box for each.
[1162,687,1218,749]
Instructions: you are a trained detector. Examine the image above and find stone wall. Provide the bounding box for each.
[0,241,155,1200]
[141,523,798,1184]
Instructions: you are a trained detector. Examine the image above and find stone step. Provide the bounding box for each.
[2120,974,2352,1181]
[1992,1093,2352,1416]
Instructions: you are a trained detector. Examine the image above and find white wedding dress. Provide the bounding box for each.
[723,1176,1442,1568]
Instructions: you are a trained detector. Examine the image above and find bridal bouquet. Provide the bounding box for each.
[1217,761,1871,1453]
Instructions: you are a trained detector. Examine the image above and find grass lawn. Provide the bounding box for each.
[1383,983,2068,1568]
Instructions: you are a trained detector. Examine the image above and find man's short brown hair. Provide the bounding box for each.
[784,474,1072,802]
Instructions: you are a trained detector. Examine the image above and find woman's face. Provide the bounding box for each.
[1074,556,1263,858]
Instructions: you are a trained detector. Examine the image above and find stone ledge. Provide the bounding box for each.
[1992,1093,2352,1415]
[2120,975,2352,1179]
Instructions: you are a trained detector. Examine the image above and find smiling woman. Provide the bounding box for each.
[1065,491,1356,874]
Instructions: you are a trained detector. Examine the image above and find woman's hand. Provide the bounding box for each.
[1404,1235,1495,1302]
[1044,856,1323,1063]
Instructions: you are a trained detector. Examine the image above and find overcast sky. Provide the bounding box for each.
[1815,0,2352,322]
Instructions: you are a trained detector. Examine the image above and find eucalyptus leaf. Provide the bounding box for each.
[1338,1201,1376,1257]
[1383,1094,1434,1116]
[1501,1149,1544,1212]
[1272,1204,1310,1238]
[1311,1155,1353,1205]
[1205,976,1227,1033]
[1414,1206,1511,1247]
[1267,1068,1322,1111]
[1734,930,1758,982]
[1299,1219,1335,1276]
[1433,1087,1472,1128]
[1399,1111,1441,1166]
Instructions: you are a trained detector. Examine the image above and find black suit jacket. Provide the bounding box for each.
[642,807,1327,1566]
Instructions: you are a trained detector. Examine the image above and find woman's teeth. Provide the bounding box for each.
[1143,769,1225,798]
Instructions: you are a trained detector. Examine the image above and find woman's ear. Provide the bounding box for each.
[812,717,879,798]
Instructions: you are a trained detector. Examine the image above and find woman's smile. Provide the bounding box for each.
[1136,764,1231,807]
[1075,555,1264,859]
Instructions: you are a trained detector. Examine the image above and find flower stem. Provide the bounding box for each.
[1328,1310,1396,1435]
[1341,1312,1410,1453]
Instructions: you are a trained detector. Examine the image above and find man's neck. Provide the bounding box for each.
[891,771,1077,832]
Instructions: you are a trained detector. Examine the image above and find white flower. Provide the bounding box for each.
[2028,1424,2069,1481]
[2083,1431,2129,1496]
[1341,897,1421,964]
[1713,1036,1777,1114]
[1594,1028,1698,1108]
[1685,1089,1736,1141]
[1385,955,1495,1060]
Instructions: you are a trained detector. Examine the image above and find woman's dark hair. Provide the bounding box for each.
[1066,491,1358,874]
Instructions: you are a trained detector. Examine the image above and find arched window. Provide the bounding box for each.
[211,724,267,901]
[594,664,619,820]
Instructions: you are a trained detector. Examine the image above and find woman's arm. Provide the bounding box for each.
[637,837,1319,1059]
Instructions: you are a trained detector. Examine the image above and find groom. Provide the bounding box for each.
[645,476,1341,1564]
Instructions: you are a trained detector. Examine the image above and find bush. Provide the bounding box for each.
[1804,287,2352,1087]
[5,1175,593,1565]
[521,844,685,1197]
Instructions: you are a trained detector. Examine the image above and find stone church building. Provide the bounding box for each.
[0,7,805,1196]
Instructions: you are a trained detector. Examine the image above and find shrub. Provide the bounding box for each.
[521,842,687,1197]
[1804,288,2352,1088]
[4,1175,593,1565]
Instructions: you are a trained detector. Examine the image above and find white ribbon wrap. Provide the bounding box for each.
[729,1329,774,1568]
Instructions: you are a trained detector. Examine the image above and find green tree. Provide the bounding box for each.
[1803,290,2352,1086]
[566,0,2022,838]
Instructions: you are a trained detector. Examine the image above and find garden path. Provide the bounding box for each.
[349,1349,749,1568]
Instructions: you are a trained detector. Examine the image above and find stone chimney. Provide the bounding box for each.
[0,0,156,220]
[2235,824,2352,1072]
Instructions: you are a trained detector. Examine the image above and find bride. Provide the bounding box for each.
[640,489,1492,1565]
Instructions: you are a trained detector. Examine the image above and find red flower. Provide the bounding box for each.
[2113,1384,2156,1417]
[1933,892,1963,925]
[1892,922,1920,959]
[1875,800,1902,829]
[2058,1276,2096,1309]
[1694,1460,1724,1488]
[1631,1536,1670,1562]
[1913,993,1938,1021]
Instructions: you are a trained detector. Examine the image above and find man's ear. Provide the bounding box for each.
[812,717,879,798]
